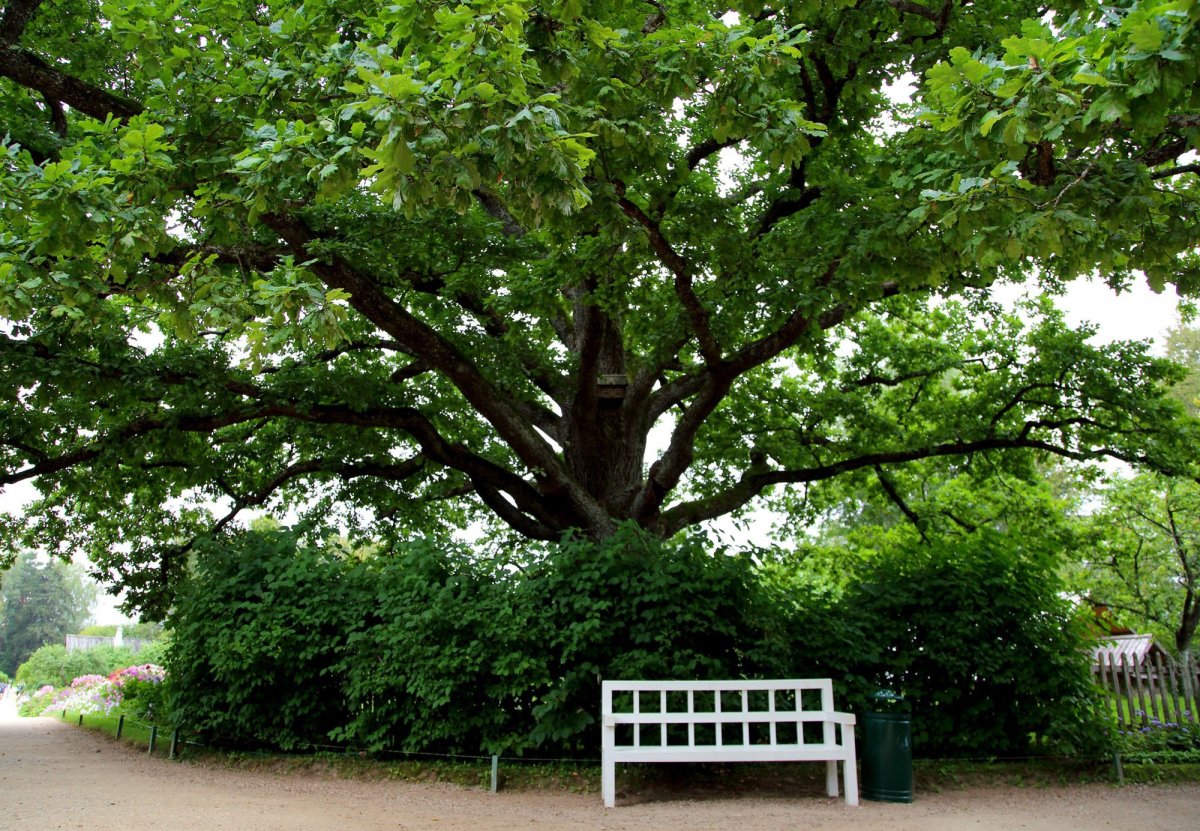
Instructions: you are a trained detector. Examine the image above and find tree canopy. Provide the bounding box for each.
[1,1,1198,614]
[0,549,96,675]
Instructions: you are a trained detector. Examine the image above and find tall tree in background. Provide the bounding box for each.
[1074,325,1200,696]
[1077,473,1200,697]
[1166,323,1200,417]
[0,1,1197,615]
[0,550,96,675]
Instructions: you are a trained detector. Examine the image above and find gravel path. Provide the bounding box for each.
[2,690,1198,830]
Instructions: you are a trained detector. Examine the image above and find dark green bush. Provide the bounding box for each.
[166,525,1102,759]
[334,539,545,754]
[780,531,1105,757]
[166,531,364,748]
[168,526,782,755]
[517,526,784,751]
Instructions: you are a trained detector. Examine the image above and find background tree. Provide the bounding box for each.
[1075,473,1200,694]
[1166,323,1200,417]
[0,549,96,675]
[1066,324,1200,693]
[1,1,1197,615]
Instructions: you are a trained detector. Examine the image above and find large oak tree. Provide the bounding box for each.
[1,0,1198,613]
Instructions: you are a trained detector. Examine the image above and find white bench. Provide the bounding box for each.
[601,678,858,807]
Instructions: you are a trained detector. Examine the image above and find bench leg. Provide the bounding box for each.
[602,757,616,808]
[843,725,859,806]
[825,760,839,798]
[601,720,617,807]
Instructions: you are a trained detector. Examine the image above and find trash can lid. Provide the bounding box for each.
[872,688,904,702]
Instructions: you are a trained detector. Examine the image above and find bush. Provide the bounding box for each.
[15,644,138,690]
[515,527,785,751]
[168,526,785,755]
[18,684,57,716]
[110,664,169,723]
[166,530,365,748]
[775,531,1106,757]
[133,635,170,667]
[165,525,1102,759]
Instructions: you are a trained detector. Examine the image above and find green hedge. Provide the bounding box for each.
[165,525,1103,758]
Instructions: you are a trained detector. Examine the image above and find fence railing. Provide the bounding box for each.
[65,635,154,653]
[1092,652,1199,729]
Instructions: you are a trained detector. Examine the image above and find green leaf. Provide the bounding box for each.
[979,109,1011,138]
[1128,22,1164,54]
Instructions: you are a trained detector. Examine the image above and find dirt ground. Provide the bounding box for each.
[2,692,1198,831]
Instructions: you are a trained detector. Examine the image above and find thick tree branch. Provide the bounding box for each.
[151,242,287,275]
[685,137,742,171]
[615,184,722,365]
[1140,136,1190,168]
[0,45,143,121]
[874,464,930,543]
[262,211,609,532]
[888,0,942,22]
[210,455,429,523]
[655,432,1153,536]
[756,185,823,237]
[0,0,43,43]
[1152,163,1200,180]
[472,187,525,238]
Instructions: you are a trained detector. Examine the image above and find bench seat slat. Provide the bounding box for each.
[610,746,854,763]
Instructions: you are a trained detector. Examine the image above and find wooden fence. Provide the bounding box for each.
[1093,652,1200,729]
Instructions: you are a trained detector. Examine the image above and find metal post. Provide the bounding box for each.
[490,755,499,793]
[1113,751,1124,784]
[149,725,158,755]
[169,727,179,759]
[78,713,83,726]
[116,715,125,739]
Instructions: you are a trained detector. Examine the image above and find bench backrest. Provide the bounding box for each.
[602,679,842,752]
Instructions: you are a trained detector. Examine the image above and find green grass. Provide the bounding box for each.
[54,709,176,758]
[51,712,1200,795]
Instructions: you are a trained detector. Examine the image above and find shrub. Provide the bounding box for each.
[15,644,137,690]
[50,674,121,715]
[776,531,1106,757]
[165,524,1101,759]
[133,635,170,667]
[167,530,365,748]
[110,664,168,723]
[168,525,785,755]
[17,684,57,716]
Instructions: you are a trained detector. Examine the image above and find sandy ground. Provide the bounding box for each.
[2,691,1198,831]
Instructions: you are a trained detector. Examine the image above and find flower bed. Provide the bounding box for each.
[18,663,168,722]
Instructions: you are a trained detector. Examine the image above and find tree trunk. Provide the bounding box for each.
[561,295,648,524]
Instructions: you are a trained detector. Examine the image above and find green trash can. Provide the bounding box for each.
[861,690,913,803]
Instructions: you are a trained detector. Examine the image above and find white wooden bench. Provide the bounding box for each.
[601,678,858,807]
